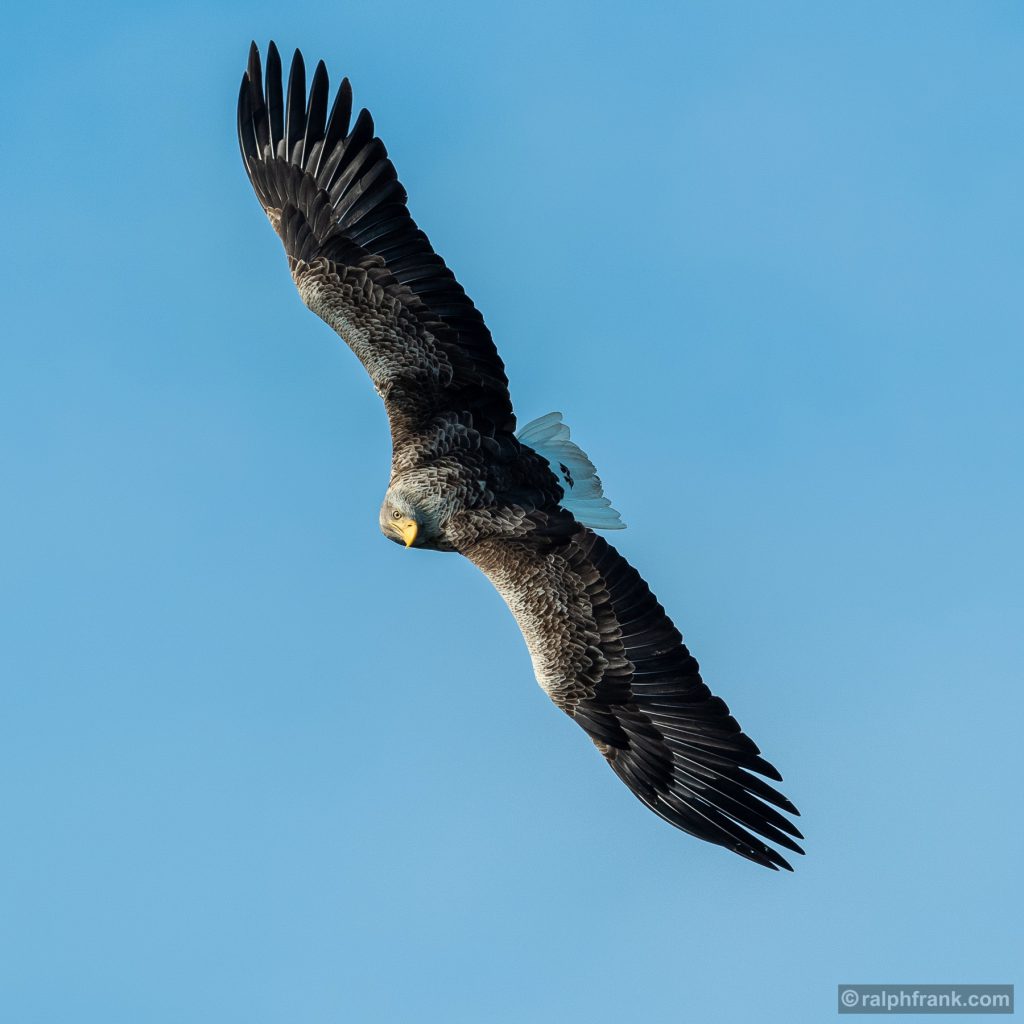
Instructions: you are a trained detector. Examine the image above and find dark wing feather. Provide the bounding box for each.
[467,523,803,870]
[237,42,515,438]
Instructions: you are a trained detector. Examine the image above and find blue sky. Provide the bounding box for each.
[2,2,1022,1021]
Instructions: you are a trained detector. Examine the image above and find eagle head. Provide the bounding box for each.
[379,484,439,549]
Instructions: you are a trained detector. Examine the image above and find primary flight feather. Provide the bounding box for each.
[237,42,803,870]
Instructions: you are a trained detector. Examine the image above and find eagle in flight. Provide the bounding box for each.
[237,42,803,870]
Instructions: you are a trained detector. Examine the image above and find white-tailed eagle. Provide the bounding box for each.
[237,43,803,870]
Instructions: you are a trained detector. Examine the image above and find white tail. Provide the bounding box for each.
[516,412,626,531]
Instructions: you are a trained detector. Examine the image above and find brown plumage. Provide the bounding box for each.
[237,42,803,870]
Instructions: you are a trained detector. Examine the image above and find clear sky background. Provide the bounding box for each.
[2,2,1021,1021]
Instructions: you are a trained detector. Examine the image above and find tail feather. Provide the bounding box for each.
[517,412,626,531]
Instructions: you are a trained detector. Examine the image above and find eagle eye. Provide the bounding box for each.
[391,510,402,520]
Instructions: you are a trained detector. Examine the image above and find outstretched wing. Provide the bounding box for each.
[467,523,803,870]
[237,42,515,440]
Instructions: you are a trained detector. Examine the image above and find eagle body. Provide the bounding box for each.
[238,43,804,870]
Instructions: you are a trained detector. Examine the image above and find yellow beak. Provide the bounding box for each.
[400,520,419,548]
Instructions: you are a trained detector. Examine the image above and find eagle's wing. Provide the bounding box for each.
[237,43,515,439]
[467,523,803,870]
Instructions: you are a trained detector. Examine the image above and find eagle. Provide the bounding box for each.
[237,42,803,870]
